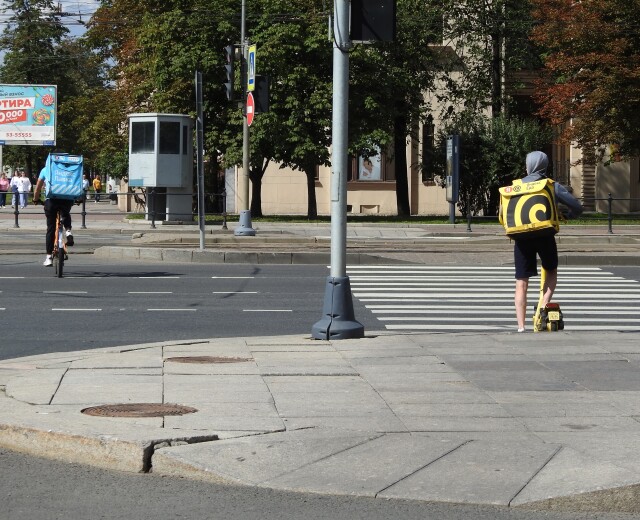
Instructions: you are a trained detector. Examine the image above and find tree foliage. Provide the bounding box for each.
[0,0,69,173]
[435,113,551,216]
[531,0,640,160]
[433,0,540,119]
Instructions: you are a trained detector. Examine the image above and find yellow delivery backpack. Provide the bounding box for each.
[499,178,560,239]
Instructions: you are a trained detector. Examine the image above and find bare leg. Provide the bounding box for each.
[515,278,529,330]
[541,268,557,307]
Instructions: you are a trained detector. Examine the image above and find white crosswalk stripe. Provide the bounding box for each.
[348,266,640,332]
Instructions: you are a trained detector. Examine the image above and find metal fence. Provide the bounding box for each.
[4,189,228,230]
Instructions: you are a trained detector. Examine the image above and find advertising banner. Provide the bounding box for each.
[0,84,57,146]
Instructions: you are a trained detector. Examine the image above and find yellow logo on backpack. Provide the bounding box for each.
[499,178,560,238]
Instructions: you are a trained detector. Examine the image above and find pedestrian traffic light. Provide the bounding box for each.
[224,45,235,101]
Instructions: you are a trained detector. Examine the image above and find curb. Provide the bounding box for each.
[93,246,640,266]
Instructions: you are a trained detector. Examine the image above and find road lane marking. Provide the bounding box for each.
[242,309,292,312]
[139,276,180,279]
[147,308,197,311]
[212,276,255,279]
[44,291,88,294]
[213,291,258,294]
[52,308,101,311]
[129,291,173,294]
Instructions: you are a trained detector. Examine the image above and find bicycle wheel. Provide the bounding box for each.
[57,245,64,277]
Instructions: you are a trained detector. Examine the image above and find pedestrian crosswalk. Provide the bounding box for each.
[348,266,640,332]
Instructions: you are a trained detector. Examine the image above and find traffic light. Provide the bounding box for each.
[254,75,270,114]
[224,45,235,101]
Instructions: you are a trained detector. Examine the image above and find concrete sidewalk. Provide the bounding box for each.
[2,331,640,512]
[5,203,640,266]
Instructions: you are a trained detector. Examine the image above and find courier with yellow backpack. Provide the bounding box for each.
[499,151,583,333]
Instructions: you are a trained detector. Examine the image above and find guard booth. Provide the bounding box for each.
[128,113,193,221]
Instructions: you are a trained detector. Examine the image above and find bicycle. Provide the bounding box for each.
[33,198,74,278]
[52,207,68,278]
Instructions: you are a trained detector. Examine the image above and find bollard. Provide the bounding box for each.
[467,210,472,232]
[221,191,228,230]
[81,196,87,229]
[234,209,256,236]
[607,192,613,234]
[150,188,156,229]
[13,201,19,228]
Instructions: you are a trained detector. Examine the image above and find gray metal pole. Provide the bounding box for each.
[311,0,363,340]
[241,0,249,208]
[196,71,205,250]
[235,0,256,236]
[330,0,349,278]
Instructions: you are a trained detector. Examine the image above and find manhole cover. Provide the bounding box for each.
[81,403,197,418]
[165,356,253,364]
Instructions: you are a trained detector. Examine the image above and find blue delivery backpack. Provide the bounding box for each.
[42,153,84,200]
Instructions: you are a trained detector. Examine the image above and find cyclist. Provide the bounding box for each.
[33,168,75,267]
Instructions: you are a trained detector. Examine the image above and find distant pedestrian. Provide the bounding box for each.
[82,174,90,200]
[10,172,19,208]
[0,173,8,208]
[17,171,32,208]
[92,175,102,203]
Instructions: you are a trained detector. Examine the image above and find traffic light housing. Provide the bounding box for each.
[254,75,270,114]
[224,45,235,101]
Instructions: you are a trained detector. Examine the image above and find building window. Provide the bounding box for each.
[350,146,394,181]
[358,148,383,181]
[421,116,435,182]
[159,122,181,154]
[182,125,188,155]
[131,121,155,153]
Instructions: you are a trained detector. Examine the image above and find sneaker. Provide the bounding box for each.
[517,327,526,333]
[65,230,74,246]
[43,256,52,267]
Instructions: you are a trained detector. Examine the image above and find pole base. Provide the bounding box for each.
[311,276,364,340]
[234,209,256,236]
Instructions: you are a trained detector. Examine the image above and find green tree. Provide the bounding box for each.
[531,0,640,160]
[435,113,551,216]
[219,0,332,219]
[433,0,540,118]
[0,0,70,174]
[349,0,441,216]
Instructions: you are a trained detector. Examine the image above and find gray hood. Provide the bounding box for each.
[526,151,548,178]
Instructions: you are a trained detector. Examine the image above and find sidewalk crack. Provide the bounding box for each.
[48,366,69,405]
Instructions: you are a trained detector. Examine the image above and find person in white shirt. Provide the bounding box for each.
[17,171,32,208]
[9,173,20,208]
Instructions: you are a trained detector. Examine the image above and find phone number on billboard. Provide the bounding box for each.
[3,132,33,138]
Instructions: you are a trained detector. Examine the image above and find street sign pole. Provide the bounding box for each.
[235,0,256,236]
[311,0,364,340]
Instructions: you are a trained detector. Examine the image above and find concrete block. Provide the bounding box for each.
[224,252,259,264]
[192,250,226,264]
[162,248,193,263]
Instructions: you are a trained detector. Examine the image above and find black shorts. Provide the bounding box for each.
[514,235,558,279]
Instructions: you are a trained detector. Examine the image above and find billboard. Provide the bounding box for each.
[0,84,57,146]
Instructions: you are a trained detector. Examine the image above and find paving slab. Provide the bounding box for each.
[152,429,381,485]
[380,439,559,506]
[5,367,67,405]
[511,446,640,511]
[265,433,466,497]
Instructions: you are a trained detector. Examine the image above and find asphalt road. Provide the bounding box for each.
[1,449,635,520]
[0,256,382,360]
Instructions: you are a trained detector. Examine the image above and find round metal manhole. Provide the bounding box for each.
[164,356,253,364]
[81,403,198,418]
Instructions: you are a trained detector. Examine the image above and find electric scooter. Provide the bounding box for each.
[532,267,564,332]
